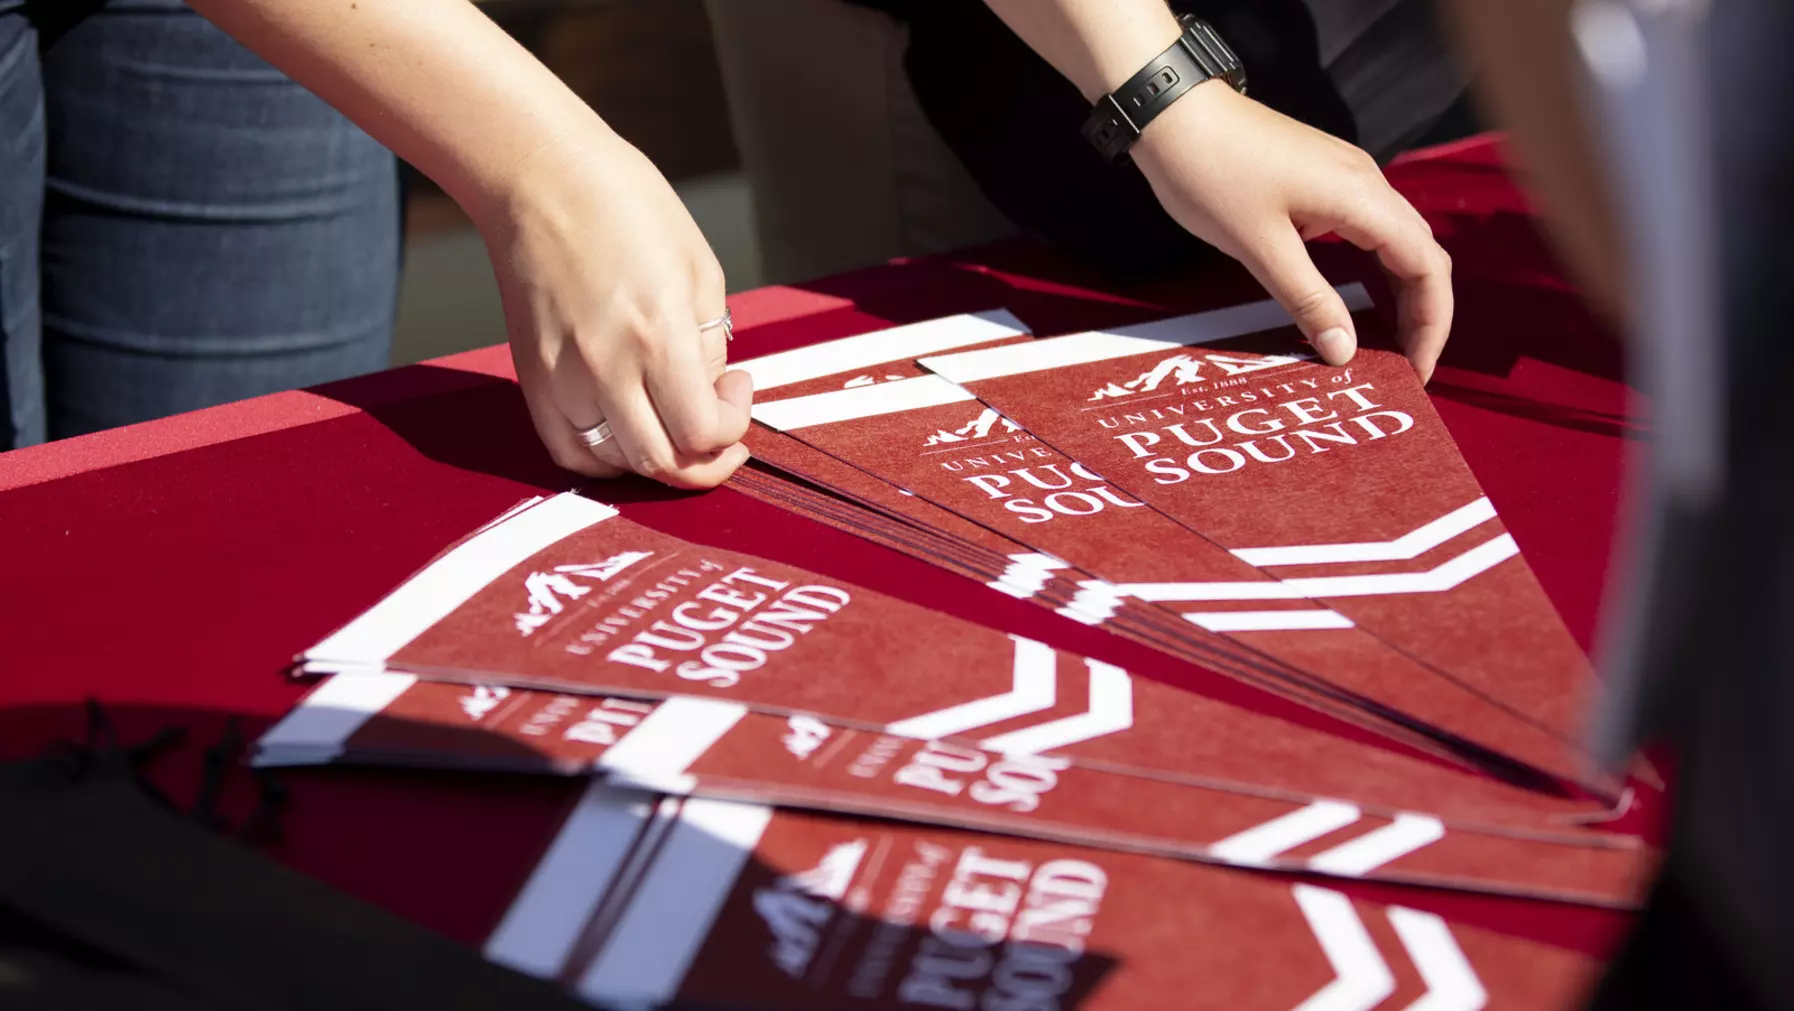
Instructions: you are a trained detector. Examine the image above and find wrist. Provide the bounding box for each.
[1074,9,1184,101]
[1129,76,1236,166]
[464,117,635,239]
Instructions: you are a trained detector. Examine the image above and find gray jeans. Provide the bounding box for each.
[0,0,398,449]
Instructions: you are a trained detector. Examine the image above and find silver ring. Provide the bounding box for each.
[697,306,733,342]
[575,420,613,448]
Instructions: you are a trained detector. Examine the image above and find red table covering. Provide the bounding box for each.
[0,135,1645,966]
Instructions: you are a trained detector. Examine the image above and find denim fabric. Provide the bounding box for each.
[0,0,398,448]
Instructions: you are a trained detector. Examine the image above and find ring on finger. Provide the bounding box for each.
[575,420,613,448]
[697,306,733,342]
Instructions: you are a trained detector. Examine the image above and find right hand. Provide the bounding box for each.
[481,132,751,488]
[1132,83,1455,383]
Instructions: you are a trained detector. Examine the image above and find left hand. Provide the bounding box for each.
[482,132,752,488]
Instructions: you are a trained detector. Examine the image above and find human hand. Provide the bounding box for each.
[481,133,750,487]
[1132,82,1454,382]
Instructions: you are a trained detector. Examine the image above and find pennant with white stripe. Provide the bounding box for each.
[1290,885,1488,1011]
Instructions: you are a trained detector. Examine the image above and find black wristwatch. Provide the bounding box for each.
[1081,15,1248,166]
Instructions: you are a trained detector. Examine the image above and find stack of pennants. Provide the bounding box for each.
[259,295,1647,1009]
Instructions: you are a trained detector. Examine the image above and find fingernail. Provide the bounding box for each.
[1313,327,1352,362]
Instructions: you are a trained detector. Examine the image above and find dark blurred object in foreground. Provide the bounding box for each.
[1455,0,1794,1006]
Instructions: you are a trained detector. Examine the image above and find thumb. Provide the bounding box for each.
[1237,226,1358,365]
[715,368,753,413]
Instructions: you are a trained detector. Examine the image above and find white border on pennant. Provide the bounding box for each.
[484,781,656,979]
[921,284,1372,383]
[252,671,416,765]
[305,493,618,667]
[1184,609,1356,632]
[736,310,1030,393]
[577,798,775,1007]
[752,373,977,431]
[597,697,750,792]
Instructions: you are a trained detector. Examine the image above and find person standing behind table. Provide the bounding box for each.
[710,0,1461,378]
[52,0,751,492]
[41,0,1452,491]
[0,0,400,449]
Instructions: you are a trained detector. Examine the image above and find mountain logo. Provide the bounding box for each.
[922,407,1022,446]
[782,714,833,759]
[1088,350,1307,401]
[513,551,655,636]
[754,839,868,978]
[555,552,654,583]
[458,685,511,721]
[842,373,908,388]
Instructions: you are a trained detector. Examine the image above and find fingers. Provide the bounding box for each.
[1330,188,1454,384]
[715,368,752,412]
[1236,225,1361,366]
[1251,171,1453,382]
[518,371,627,479]
[644,316,752,458]
[539,311,748,489]
[594,377,745,490]
[701,322,729,379]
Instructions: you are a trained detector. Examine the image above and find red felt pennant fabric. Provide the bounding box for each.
[301,493,1613,831]
[480,783,1602,1009]
[754,333,1597,794]
[921,294,1599,757]
[732,324,1423,745]
[736,320,1570,774]
[260,672,1652,906]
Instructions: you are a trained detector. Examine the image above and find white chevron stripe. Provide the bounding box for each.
[1386,907,1488,1011]
[1208,801,1362,867]
[884,635,1058,740]
[1290,886,1397,1011]
[977,660,1134,754]
[1054,579,1128,626]
[1121,534,1520,603]
[1233,498,1498,567]
[987,552,1069,600]
[1186,609,1356,632]
[1308,814,1447,876]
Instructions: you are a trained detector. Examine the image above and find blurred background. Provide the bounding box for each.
[395,0,760,366]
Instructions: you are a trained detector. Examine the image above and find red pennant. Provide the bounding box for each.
[260,672,1651,906]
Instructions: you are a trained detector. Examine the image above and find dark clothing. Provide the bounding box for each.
[848,0,1468,276]
[0,0,398,449]
[1587,0,1794,1006]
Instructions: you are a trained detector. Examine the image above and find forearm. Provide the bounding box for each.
[986,0,1454,380]
[983,0,1181,101]
[185,0,616,228]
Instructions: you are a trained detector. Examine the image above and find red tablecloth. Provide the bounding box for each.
[0,135,1644,964]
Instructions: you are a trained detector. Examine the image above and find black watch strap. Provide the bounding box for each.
[1081,15,1248,166]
